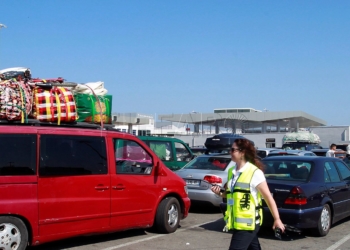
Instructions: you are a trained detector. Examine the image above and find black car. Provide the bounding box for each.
[221,156,350,236]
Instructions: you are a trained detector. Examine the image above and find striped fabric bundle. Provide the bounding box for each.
[0,80,32,122]
[32,87,77,124]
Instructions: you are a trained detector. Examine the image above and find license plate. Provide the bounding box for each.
[186,179,200,185]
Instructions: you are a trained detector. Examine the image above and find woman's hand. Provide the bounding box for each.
[211,185,222,195]
[273,218,285,233]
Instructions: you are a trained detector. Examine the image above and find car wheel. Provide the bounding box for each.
[155,197,180,233]
[0,216,28,250]
[316,204,331,236]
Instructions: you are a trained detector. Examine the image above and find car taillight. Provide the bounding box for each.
[284,186,307,205]
[204,175,222,184]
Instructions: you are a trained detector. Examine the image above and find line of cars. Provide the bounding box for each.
[174,136,350,237]
[136,134,350,237]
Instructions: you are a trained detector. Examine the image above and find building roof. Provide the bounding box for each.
[158,110,326,130]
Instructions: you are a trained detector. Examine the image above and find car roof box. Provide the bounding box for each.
[204,134,253,151]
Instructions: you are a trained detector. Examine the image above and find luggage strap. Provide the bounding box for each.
[85,85,104,129]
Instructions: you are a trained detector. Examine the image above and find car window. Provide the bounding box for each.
[324,162,341,182]
[257,150,267,159]
[0,134,36,175]
[191,148,207,156]
[263,160,312,181]
[324,167,331,182]
[147,141,173,162]
[182,156,231,171]
[115,139,153,175]
[175,142,192,162]
[39,135,107,176]
[335,161,350,181]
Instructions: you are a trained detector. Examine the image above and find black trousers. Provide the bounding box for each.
[228,224,261,250]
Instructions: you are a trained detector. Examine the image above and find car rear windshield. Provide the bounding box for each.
[183,156,231,171]
[262,160,314,181]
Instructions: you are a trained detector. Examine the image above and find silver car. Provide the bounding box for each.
[175,154,233,207]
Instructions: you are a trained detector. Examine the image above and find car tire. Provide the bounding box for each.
[0,216,28,250]
[315,204,331,236]
[155,197,180,234]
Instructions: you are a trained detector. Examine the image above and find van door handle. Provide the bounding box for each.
[112,185,125,190]
[95,185,109,191]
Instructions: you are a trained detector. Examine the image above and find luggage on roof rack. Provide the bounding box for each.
[0,79,33,122]
[32,87,77,125]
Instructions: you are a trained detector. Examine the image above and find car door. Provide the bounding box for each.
[324,161,348,220]
[38,134,110,236]
[110,138,161,229]
[334,161,350,215]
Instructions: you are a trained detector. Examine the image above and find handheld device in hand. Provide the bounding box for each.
[211,183,225,193]
[274,227,282,240]
[201,180,225,192]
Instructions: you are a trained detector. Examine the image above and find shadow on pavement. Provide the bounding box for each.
[258,226,306,241]
[198,219,307,242]
[199,218,226,232]
[189,203,222,214]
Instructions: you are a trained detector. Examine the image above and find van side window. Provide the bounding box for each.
[0,134,36,175]
[115,139,153,174]
[175,142,191,162]
[39,135,107,176]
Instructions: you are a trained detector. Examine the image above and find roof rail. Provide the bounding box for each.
[0,119,119,131]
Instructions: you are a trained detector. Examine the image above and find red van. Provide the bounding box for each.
[0,121,190,249]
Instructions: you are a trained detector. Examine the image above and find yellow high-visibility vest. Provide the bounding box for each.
[224,162,263,231]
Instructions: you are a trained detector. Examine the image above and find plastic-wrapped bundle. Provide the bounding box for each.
[73,81,107,96]
[282,132,321,144]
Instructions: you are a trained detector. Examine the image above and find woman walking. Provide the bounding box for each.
[211,138,284,250]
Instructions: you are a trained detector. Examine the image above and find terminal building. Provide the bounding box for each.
[111,108,349,148]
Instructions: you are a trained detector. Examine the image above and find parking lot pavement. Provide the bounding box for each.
[29,207,350,250]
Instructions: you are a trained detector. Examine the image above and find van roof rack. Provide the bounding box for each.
[0,119,120,131]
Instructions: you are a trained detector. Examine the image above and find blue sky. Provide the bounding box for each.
[1,1,349,125]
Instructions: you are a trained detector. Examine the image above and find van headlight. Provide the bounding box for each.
[184,185,188,195]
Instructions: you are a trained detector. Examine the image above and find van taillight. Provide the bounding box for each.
[204,175,222,184]
[284,186,307,205]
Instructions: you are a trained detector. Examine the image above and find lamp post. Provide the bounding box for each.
[0,24,7,68]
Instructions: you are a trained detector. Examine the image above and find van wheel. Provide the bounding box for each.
[155,197,180,233]
[0,216,28,250]
[315,204,331,236]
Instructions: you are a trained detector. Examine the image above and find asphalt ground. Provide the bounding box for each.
[29,205,350,250]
